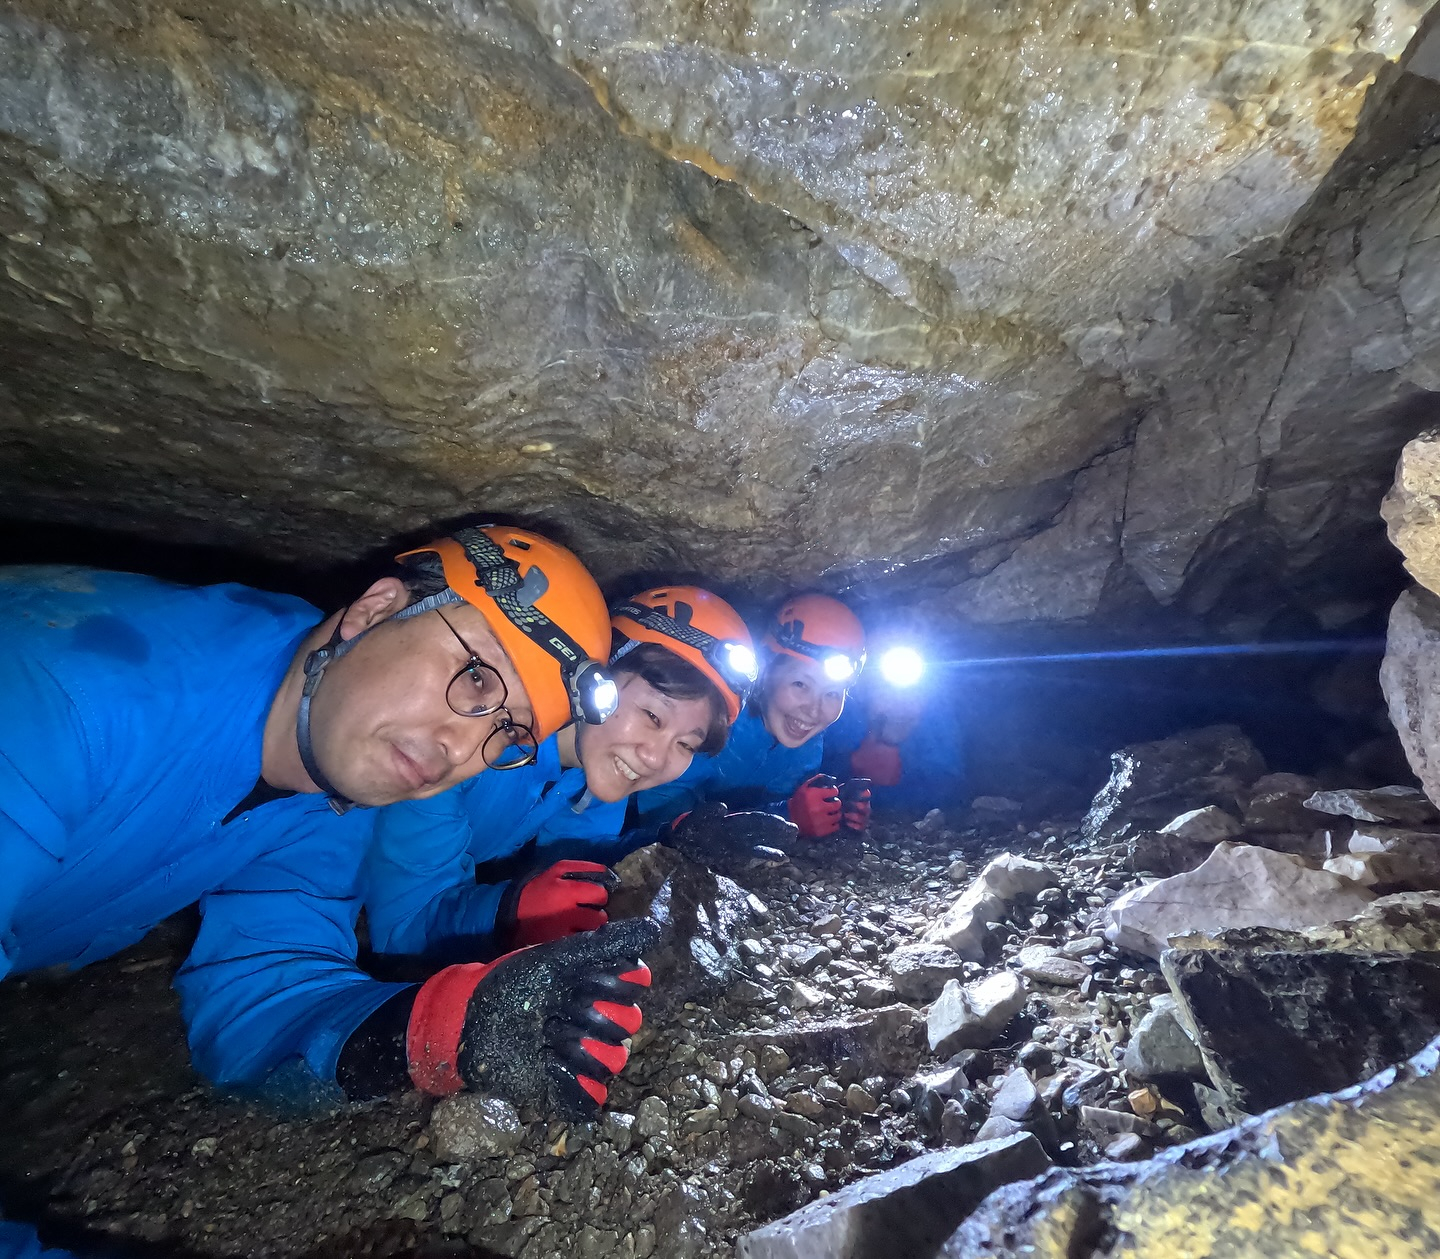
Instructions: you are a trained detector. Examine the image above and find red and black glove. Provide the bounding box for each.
[789,773,843,839]
[839,778,872,831]
[851,733,903,786]
[406,917,659,1119]
[497,859,618,950]
[663,800,797,864]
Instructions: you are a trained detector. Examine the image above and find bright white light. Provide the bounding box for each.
[592,678,619,717]
[823,653,857,682]
[724,642,759,682]
[879,645,925,687]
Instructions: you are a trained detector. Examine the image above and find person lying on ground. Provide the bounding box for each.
[0,525,657,1125]
[632,592,874,848]
[363,585,768,960]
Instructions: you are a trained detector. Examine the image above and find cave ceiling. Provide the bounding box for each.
[2,0,1440,636]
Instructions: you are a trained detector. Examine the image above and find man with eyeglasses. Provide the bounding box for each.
[0,526,658,1143]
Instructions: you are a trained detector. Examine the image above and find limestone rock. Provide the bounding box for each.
[1304,786,1438,827]
[1323,843,1440,891]
[1241,774,1322,834]
[1103,843,1375,959]
[731,1006,926,1081]
[944,1035,1440,1258]
[1080,727,1266,844]
[1121,997,1206,1082]
[737,1133,1049,1259]
[1161,895,1440,1113]
[1158,807,1243,844]
[428,1096,524,1163]
[923,855,1060,961]
[1382,430,1440,597]
[0,0,1437,639]
[608,844,760,1013]
[1382,586,1440,811]
[928,972,1028,1056]
[1015,946,1089,989]
[886,942,969,1002]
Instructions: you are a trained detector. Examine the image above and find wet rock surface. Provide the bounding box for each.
[1,0,1439,631]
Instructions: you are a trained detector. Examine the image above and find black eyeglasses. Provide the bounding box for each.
[437,609,539,770]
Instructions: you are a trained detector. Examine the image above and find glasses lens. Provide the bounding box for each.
[483,718,538,770]
[447,660,506,718]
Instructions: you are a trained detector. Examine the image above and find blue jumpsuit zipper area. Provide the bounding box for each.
[631,704,823,834]
[0,566,410,1095]
[364,734,627,958]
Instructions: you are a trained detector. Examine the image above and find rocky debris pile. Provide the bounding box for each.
[10,723,1440,1259]
[941,1033,1440,1258]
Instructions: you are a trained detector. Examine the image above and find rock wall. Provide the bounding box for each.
[2,0,1439,627]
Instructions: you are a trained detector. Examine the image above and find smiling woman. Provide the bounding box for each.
[359,585,756,963]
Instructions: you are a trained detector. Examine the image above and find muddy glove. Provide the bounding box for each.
[789,773,843,838]
[664,800,797,863]
[851,733,903,786]
[407,917,659,1120]
[840,778,872,831]
[496,859,618,949]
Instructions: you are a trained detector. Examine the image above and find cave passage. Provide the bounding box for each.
[4,0,1440,1255]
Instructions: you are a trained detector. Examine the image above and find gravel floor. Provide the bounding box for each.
[0,809,1187,1258]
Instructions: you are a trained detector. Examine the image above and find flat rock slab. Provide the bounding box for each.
[731,1005,926,1080]
[1016,946,1089,988]
[1158,806,1243,843]
[1160,896,1440,1113]
[737,1132,1049,1259]
[1304,785,1438,827]
[942,1034,1440,1258]
[1103,843,1374,959]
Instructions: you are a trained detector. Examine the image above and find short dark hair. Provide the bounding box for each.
[612,640,730,756]
[396,551,449,601]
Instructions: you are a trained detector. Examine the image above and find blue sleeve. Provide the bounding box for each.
[0,653,94,981]
[363,793,506,957]
[174,808,410,1089]
[0,1221,101,1259]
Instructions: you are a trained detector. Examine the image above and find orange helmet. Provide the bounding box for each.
[764,592,866,684]
[398,525,614,742]
[610,587,758,723]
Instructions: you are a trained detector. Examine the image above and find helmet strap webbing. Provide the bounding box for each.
[611,601,719,656]
[458,530,596,682]
[294,590,463,813]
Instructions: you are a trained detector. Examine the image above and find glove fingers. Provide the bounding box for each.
[557,863,621,891]
[548,1060,606,1120]
[581,969,652,1007]
[564,993,642,1042]
[550,1025,630,1084]
[562,916,661,969]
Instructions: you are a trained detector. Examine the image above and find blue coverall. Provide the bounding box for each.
[631,703,823,833]
[364,734,626,957]
[822,687,967,812]
[0,567,420,1259]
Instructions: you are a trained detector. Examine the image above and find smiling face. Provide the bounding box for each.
[303,580,535,807]
[576,673,714,803]
[761,651,847,748]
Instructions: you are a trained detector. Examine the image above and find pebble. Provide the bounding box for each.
[634,1097,670,1140]
[844,1084,879,1114]
[1016,945,1090,988]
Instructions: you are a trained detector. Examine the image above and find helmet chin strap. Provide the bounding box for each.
[295,590,463,814]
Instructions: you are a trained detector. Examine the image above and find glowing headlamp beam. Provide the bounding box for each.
[937,638,1386,670]
[823,653,857,682]
[879,645,925,687]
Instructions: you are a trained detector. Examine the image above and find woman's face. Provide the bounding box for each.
[578,673,714,802]
[761,652,847,748]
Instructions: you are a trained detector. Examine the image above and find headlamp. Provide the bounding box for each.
[722,640,759,687]
[823,653,858,682]
[569,660,620,724]
[878,645,925,687]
